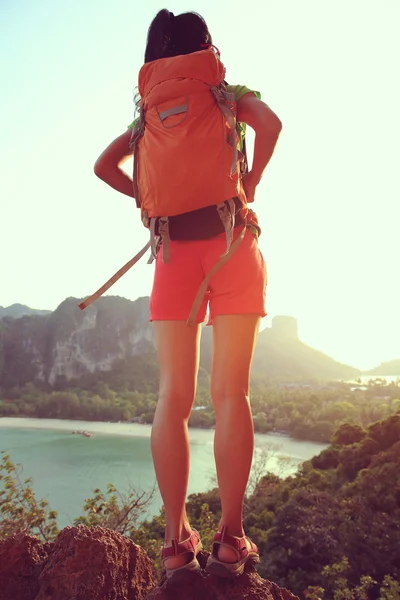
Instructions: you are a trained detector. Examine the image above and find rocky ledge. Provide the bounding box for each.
[0,525,299,600]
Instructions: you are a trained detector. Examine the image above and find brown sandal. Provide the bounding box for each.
[206,526,260,578]
[161,529,202,582]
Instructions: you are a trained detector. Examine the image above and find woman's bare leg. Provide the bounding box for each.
[210,314,261,562]
[151,320,201,569]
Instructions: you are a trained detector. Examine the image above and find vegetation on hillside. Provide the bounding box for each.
[130,414,400,599]
[1,378,399,443]
[1,413,400,600]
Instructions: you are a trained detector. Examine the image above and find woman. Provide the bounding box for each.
[95,9,282,580]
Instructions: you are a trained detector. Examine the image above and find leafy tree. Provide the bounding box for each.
[129,508,166,572]
[321,557,377,600]
[332,423,366,446]
[73,482,156,536]
[0,452,155,545]
[246,442,297,495]
[368,414,400,451]
[378,576,400,600]
[0,451,59,542]
[311,448,340,471]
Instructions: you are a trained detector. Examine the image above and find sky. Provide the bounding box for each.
[1,0,399,371]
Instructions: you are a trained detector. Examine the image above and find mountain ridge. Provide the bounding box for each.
[1,296,396,387]
[0,303,51,319]
[0,297,356,387]
[365,359,400,376]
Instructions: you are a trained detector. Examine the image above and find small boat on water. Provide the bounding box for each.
[71,429,94,438]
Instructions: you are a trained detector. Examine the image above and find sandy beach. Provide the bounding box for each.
[0,416,153,438]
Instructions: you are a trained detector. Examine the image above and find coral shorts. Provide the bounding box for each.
[150,228,267,324]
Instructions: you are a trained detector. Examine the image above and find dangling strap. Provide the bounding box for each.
[187,221,247,327]
[216,199,236,255]
[158,216,170,264]
[78,241,151,310]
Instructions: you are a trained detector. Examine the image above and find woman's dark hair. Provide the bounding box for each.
[144,9,212,63]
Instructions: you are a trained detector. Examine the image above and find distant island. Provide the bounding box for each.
[365,359,400,376]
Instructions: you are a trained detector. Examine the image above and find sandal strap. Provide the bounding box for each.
[162,529,201,560]
[212,526,258,560]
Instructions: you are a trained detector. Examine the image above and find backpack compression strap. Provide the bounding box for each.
[149,216,170,263]
[211,86,238,176]
[217,198,236,253]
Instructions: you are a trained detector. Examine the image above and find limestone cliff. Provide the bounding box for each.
[0,296,154,388]
[0,296,361,389]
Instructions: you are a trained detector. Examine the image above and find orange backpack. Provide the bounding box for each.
[130,47,246,259]
[80,47,251,322]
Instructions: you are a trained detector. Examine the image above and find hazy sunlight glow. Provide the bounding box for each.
[1,0,399,370]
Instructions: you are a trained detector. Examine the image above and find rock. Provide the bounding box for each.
[0,533,51,600]
[36,525,156,600]
[0,526,298,600]
[147,551,299,600]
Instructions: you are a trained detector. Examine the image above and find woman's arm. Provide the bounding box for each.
[237,93,282,201]
[94,129,135,198]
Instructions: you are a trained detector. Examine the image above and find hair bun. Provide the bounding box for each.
[145,10,212,63]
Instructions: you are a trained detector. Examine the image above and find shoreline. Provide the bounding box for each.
[0,416,153,438]
[0,416,328,450]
